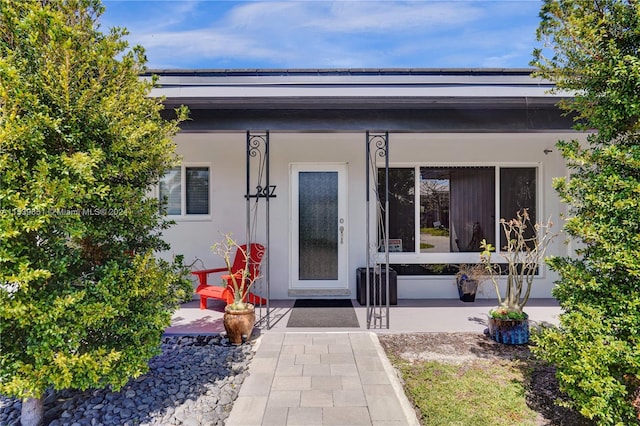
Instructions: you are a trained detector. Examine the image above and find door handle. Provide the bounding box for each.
[339,225,345,244]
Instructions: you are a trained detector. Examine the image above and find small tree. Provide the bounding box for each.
[532,0,640,424]
[0,0,188,424]
[211,234,262,311]
[480,209,556,318]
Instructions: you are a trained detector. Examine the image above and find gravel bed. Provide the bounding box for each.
[0,335,255,426]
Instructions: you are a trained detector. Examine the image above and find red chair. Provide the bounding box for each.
[192,243,267,309]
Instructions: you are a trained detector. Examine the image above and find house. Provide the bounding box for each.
[148,68,583,302]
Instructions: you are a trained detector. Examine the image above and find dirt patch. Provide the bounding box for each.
[378,332,593,426]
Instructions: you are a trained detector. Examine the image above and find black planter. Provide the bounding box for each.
[356,267,398,305]
[456,278,478,302]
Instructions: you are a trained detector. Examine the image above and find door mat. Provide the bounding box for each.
[286,299,360,328]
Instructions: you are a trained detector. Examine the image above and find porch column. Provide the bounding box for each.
[366,131,390,329]
[246,131,273,329]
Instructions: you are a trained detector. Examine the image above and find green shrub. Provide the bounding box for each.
[0,0,188,423]
[532,1,640,424]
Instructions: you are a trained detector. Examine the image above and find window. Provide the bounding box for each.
[379,168,416,252]
[420,167,495,253]
[159,166,210,216]
[378,166,537,263]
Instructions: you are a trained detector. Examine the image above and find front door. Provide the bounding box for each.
[290,163,348,290]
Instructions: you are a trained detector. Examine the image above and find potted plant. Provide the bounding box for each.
[211,234,263,344]
[455,263,488,302]
[480,209,556,344]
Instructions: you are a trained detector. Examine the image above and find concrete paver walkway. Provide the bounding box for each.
[225,332,420,426]
[167,299,562,425]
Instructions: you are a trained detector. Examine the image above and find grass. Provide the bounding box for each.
[390,357,539,426]
[421,227,450,237]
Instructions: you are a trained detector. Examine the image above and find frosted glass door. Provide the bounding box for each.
[291,164,348,289]
[299,171,338,280]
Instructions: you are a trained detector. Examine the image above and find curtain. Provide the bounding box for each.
[449,168,495,252]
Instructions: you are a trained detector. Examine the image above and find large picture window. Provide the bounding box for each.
[378,166,537,262]
[160,165,210,216]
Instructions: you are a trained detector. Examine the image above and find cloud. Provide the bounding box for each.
[101,0,202,32]
[314,1,482,32]
[220,1,482,34]
[101,0,542,69]
[135,29,286,64]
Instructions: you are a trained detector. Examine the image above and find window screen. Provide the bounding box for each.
[186,167,210,214]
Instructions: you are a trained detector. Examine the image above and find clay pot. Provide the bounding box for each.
[223,304,255,345]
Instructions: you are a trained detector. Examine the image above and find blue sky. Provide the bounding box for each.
[100,1,544,70]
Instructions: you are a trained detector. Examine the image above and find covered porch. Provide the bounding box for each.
[165,298,562,335]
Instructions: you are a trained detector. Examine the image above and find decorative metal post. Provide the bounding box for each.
[365,131,390,329]
[246,131,274,329]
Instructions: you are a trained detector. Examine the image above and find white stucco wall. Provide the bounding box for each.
[162,131,584,301]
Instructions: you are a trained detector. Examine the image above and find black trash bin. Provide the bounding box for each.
[356,267,397,305]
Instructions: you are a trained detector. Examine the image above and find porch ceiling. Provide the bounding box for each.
[159,95,564,111]
[160,105,576,133]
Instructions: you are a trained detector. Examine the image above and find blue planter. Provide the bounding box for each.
[488,315,529,345]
